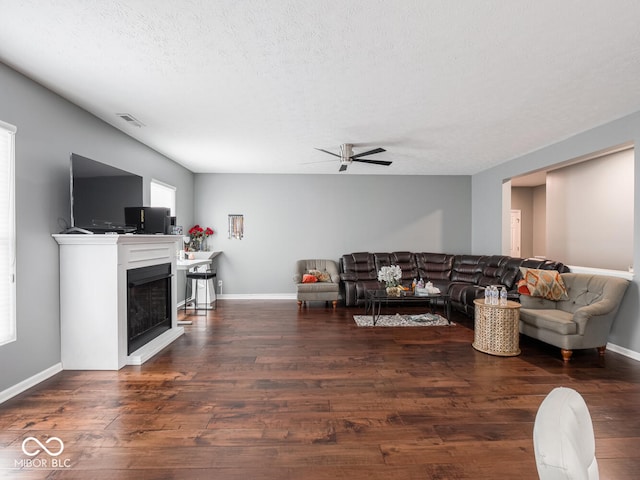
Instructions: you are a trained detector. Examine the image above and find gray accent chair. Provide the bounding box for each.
[519,273,629,362]
[293,259,340,309]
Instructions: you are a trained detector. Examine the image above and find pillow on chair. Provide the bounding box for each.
[518,268,569,301]
[302,274,318,283]
[316,271,331,282]
[308,269,331,282]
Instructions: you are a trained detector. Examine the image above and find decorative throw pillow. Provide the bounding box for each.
[302,274,318,283]
[307,269,331,282]
[517,278,531,295]
[316,271,331,282]
[518,268,568,301]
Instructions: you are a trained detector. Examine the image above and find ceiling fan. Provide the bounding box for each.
[315,143,392,172]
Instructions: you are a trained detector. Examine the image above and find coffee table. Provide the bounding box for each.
[365,289,451,326]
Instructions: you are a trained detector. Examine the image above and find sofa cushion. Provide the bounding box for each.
[391,252,419,280]
[374,252,418,285]
[477,255,509,287]
[451,255,485,284]
[416,252,454,282]
[520,295,558,310]
[520,309,577,335]
[341,252,377,279]
[519,268,569,301]
[297,281,340,293]
[499,257,525,289]
[516,258,570,283]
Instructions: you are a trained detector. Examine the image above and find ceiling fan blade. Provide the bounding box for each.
[351,147,386,159]
[339,164,348,172]
[353,159,392,166]
[315,148,341,158]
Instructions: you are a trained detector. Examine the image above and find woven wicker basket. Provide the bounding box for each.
[472,299,521,356]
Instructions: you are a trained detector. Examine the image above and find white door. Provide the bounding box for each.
[510,210,521,257]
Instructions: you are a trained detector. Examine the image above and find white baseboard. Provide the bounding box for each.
[217,293,297,300]
[0,363,63,404]
[180,293,297,302]
[607,342,640,362]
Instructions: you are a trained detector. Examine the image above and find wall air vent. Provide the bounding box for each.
[116,113,144,128]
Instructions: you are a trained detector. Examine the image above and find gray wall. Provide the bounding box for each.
[0,62,195,392]
[546,149,633,270]
[532,185,546,257]
[472,111,640,353]
[194,174,472,295]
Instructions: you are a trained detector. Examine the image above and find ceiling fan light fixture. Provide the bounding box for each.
[316,143,391,172]
[340,143,353,160]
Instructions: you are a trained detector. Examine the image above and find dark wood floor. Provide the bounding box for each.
[2,300,640,479]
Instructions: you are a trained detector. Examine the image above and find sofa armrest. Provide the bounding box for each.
[293,273,302,284]
[341,272,357,282]
[572,299,618,326]
[573,299,619,319]
[571,299,620,335]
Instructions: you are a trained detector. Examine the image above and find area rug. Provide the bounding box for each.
[353,313,453,327]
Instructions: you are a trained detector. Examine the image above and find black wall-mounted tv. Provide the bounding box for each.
[69,153,143,234]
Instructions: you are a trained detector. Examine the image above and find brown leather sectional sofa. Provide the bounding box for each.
[339,251,569,315]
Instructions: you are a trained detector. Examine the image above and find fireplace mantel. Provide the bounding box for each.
[53,234,184,370]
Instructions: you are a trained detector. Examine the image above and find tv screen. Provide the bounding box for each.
[70,153,143,233]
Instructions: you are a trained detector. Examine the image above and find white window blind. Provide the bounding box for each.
[150,179,176,215]
[0,120,16,346]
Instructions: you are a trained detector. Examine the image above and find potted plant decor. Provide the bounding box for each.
[378,265,403,296]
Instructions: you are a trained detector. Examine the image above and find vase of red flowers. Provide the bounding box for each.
[188,224,214,251]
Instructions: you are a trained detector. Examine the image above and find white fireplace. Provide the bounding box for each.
[53,234,184,370]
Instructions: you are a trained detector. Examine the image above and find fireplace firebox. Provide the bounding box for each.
[127,263,172,355]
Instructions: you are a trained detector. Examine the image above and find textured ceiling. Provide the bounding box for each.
[2,0,640,175]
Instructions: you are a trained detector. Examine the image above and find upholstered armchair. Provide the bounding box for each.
[519,272,629,362]
[293,259,340,309]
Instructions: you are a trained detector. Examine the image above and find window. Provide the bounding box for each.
[150,179,176,215]
[0,120,16,346]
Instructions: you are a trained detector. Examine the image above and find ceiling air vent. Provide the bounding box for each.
[116,113,144,128]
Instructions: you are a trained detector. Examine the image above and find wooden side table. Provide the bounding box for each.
[473,299,522,356]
